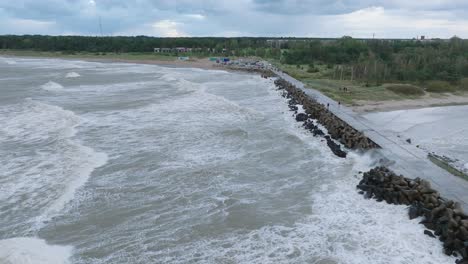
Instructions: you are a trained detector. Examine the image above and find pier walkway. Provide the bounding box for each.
[272,69,468,211]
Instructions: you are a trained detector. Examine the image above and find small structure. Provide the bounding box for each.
[178,56,190,61]
[154,48,172,53]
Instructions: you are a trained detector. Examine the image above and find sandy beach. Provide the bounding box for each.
[0,52,223,71]
[73,57,223,71]
[352,93,468,113]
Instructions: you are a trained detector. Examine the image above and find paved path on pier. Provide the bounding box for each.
[272,69,468,211]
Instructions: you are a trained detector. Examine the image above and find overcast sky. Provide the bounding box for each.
[1,0,467,38]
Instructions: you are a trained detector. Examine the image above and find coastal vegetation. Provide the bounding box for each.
[426,81,457,93]
[2,35,468,104]
[385,84,425,96]
[460,78,468,91]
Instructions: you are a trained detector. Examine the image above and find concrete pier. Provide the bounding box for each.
[272,69,468,211]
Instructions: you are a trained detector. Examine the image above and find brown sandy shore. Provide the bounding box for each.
[0,53,224,71]
[352,94,468,113]
[76,57,223,71]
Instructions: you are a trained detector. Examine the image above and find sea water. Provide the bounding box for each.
[0,56,456,263]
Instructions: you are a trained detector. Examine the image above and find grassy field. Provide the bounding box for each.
[270,60,468,105]
[271,61,425,104]
[0,49,181,61]
[303,79,426,105]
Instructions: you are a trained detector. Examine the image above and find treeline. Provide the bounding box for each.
[0,35,269,54]
[2,35,468,83]
[283,36,468,84]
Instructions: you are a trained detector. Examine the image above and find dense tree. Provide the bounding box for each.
[2,35,468,83]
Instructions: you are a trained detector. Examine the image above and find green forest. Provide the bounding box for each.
[282,36,468,86]
[2,35,468,88]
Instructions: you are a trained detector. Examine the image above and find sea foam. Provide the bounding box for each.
[0,100,108,231]
[40,81,64,91]
[65,72,81,78]
[0,237,72,264]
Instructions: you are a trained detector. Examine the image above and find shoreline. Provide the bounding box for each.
[0,53,223,71]
[1,53,277,78]
[3,52,468,112]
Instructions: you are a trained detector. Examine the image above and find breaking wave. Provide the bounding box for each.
[40,81,64,91]
[66,72,81,78]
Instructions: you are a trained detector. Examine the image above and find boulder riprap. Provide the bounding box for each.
[274,78,379,150]
[295,113,308,122]
[357,167,468,263]
[325,136,347,158]
[274,78,379,158]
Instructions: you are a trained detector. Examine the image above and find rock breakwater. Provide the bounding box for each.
[274,78,379,157]
[358,167,468,264]
[222,65,276,78]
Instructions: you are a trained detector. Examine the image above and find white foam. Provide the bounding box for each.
[34,144,108,227]
[0,99,79,140]
[157,152,455,264]
[65,72,80,78]
[0,100,108,230]
[1,58,17,65]
[40,81,64,91]
[160,73,177,82]
[20,58,93,70]
[0,237,72,264]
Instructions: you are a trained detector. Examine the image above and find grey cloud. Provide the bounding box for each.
[1,0,468,37]
[252,0,358,15]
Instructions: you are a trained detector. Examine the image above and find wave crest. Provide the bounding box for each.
[65,72,80,78]
[40,81,64,91]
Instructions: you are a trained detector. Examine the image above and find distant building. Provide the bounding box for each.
[154,48,172,53]
[154,47,219,53]
[175,47,187,53]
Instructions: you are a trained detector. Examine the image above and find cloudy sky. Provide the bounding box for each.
[1,0,467,38]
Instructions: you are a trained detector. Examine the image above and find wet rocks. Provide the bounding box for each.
[304,121,325,137]
[325,136,347,158]
[227,67,276,77]
[357,166,468,263]
[274,78,380,151]
[295,113,308,122]
[425,230,437,238]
